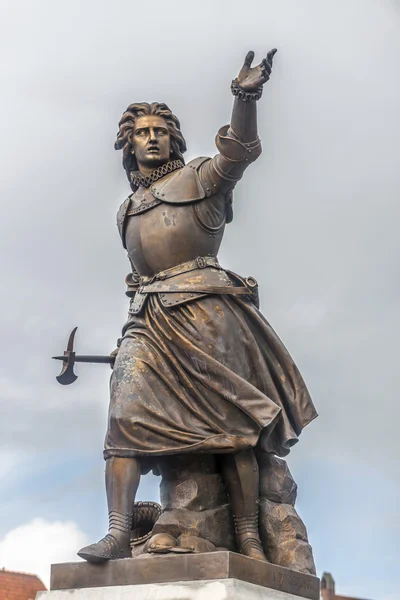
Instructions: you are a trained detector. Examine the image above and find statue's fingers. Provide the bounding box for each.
[261,69,268,81]
[260,69,270,83]
[261,58,272,74]
[266,48,278,65]
[243,50,255,67]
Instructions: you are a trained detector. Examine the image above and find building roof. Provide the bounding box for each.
[0,569,46,600]
[321,572,372,600]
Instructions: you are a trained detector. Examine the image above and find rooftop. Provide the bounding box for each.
[0,568,46,600]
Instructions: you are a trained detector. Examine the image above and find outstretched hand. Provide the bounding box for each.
[236,49,277,91]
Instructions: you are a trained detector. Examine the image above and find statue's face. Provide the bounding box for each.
[132,115,171,169]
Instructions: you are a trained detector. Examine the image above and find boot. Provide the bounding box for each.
[78,457,140,563]
[233,509,267,562]
[77,511,132,563]
[220,449,268,563]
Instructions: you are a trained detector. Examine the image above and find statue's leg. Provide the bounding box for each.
[219,449,268,562]
[78,457,140,563]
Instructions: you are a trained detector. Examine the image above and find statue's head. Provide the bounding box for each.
[114,102,187,190]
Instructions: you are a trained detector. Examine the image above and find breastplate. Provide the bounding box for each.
[125,198,225,276]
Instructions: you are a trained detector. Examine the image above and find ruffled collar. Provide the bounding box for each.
[130,160,184,189]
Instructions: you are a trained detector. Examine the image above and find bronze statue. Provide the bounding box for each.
[75,50,318,566]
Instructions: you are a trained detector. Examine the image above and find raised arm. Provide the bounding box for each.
[230,49,276,141]
[202,49,277,193]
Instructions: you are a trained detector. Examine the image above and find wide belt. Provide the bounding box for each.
[138,256,222,288]
[137,256,252,296]
[140,282,250,295]
[129,256,259,313]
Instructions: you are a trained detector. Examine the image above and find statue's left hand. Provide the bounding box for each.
[109,347,119,369]
[236,49,277,91]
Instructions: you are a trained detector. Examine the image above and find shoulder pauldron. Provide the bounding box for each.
[150,156,212,204]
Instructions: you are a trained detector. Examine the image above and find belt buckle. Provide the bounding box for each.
[140,275,155,287]
[196,257,206,269]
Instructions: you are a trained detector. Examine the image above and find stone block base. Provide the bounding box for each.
[37,579,315,600]
[45,552,319,599]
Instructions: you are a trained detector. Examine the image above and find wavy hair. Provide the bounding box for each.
[114,102,187,191]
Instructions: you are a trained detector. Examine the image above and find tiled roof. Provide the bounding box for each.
[0,569,46,600]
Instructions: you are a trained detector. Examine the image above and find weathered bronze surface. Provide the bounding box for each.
[50,552,320,599]
[140,454,316,575]
[55,49,318,575]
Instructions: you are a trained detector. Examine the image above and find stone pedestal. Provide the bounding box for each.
[37,552,319,600]
[37,579,314,599]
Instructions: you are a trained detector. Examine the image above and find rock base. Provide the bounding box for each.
[136,453,316,576]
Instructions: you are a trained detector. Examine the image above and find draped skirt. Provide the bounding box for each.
[104,295,317,461]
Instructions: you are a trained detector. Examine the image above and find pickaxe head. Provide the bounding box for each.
[53,327,78,385]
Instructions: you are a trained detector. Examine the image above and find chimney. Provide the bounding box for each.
[321,572,336,600]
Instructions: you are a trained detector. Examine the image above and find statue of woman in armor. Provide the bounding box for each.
[78,49,317,564]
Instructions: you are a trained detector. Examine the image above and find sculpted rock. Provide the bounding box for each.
[177,534,216,553]
[257,451,298,505]
[133,453,314,570]
[256,452,314,574]
[259,498,316,575]
[152,455,235,551]
[133,453,315,573]
[152,505,235,551]
[147,532,177,553]
[160,473,228,512]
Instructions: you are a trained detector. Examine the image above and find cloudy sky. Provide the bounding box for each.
[0,0,399,597]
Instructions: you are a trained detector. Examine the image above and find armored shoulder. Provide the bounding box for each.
[151,157,216,204]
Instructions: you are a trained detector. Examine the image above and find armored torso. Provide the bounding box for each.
[117,157,229,277]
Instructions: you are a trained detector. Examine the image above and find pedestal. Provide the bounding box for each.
[37,552,319,600]
[38,579,315,599]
